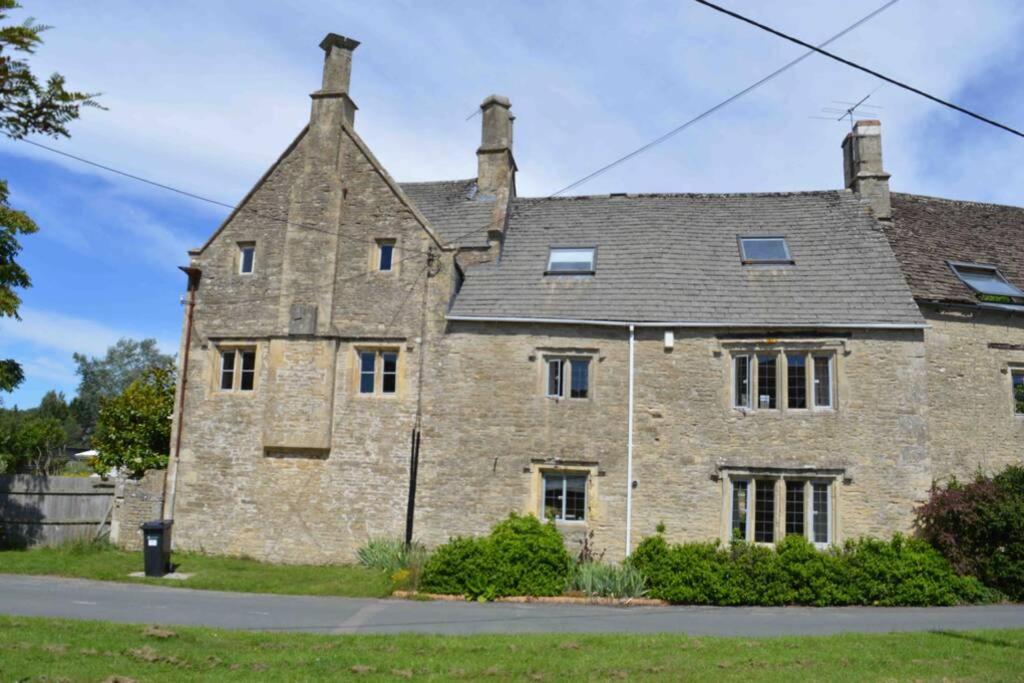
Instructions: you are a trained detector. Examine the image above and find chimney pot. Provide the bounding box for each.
[842,119,891,220]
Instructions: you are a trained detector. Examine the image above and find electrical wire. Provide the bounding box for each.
[549,0,901,196]
[17,138,439,258]
[694,0,1024,139]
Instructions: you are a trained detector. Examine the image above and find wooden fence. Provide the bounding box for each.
[0,475,115,547]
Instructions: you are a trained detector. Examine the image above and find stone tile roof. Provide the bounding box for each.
[448,190,924,326]
[886,193,1024,305]
[399,179,494,248]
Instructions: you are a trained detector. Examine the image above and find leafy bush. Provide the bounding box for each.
[420,513,571,600]
[916,466,1024,600]
[569,561,647,599]
[356,537,426,575]
[91,366,175,477]
[628,532,994,606]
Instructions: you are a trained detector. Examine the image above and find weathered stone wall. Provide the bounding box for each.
[111,471,164,551]
[421,324,928,559]
[922,306,1024,483]
[169,119,449,564]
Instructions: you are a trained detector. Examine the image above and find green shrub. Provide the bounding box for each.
[356,537,426,575]
[420,513,571,600]
[916,465,1024,600]
[628,533,995,606]
[569,561,647,599]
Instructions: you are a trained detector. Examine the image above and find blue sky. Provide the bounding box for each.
[2,0,1023,408]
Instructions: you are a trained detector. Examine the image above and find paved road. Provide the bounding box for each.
[2,574,1023,636]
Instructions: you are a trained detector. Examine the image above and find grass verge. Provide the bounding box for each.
[0,616,1022,681]
[0,541,391,598]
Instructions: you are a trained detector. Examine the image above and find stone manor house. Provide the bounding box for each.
[161,34,1024,562]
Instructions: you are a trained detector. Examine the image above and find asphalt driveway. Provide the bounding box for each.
[2,574,1022,635]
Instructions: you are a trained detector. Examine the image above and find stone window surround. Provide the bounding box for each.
[526,460,601,526]
[719,466,844,547]
[536,347,600,402]
[723,339,844,415]
[353,346,403,398]
[373,238,398,274]
[213,343,259,394]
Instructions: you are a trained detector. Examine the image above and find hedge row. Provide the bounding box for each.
[627,533,999,606]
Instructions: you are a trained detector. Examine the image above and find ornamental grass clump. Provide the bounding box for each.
[569,561,647,599]
[356,537,427,575]
[420,513,571,600]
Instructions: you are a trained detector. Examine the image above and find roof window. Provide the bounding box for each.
[739,237,792,265]
[547,248,595,274]
[948,262,1023,301]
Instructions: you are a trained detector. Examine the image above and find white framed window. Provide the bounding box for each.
[357,349,400,396]
[733,354,751,409]
[545,357,591,399]
[812,355,833,409]
[218,348,256,391]
[1013,369,1024,416]
[731,350,834,413]
[547,247,595,274]
[756,353,778,409]
[543,472,587,522]
[786,354,807,409]
[727,474,834,546]
[738,236,793,265]
[238,243,256,274]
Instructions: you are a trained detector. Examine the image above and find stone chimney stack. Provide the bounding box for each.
[842,119,891,220]
[311,33,359,129]
[476,94,516,199]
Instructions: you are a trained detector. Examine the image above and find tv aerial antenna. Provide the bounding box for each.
[810,86,884,129]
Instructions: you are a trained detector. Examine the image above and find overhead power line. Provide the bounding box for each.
[694,0,1024,140]
[549,0,901,196]
[17,138,437,258]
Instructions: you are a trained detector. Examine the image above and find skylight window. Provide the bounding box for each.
[547,248,595,274]
[948,262,1023,300]
[739,237,792,264]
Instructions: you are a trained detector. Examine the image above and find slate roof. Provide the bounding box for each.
[399,179,494,248]
[443,190,924,326]
[886,193,1024,306]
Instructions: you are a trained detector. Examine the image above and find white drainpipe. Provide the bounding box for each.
[625,323,635,558]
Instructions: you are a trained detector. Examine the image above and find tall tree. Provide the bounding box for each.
[72,338,174,436]
[0,1,99,392]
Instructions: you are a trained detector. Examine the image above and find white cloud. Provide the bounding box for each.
[0,307,177,358]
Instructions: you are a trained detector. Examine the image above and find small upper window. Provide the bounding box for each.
[547,248,595,274]
[545,357,590,399]
[739,237,792,264]
[378,241,395,272]
[949,262,1023,300]
[219,348,256,391]
[239,243,256,274]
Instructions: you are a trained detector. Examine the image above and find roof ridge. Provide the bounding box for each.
[398,178,476,187]
[512,189,848,202]
[893,192,1024,212]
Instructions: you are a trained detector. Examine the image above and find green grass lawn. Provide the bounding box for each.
[0,541,391,598]
[0,616,1022,681]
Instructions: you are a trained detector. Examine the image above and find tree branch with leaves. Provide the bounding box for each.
[0,0,100,393]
